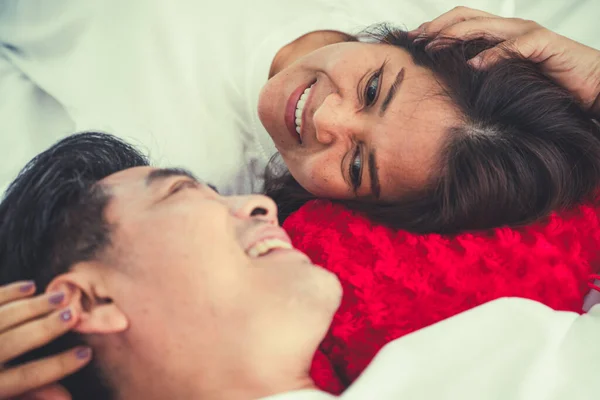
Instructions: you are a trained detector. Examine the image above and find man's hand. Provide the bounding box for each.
[0,281,89,400]
[411,6,600,116]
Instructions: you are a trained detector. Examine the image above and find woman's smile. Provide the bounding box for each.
[285,81,316,145]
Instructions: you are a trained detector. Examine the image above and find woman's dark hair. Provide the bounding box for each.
[0,132,149,399]
[265,23,600,234]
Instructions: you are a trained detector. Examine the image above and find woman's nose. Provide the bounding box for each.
[313,94,355,146]
[227,194,278,225]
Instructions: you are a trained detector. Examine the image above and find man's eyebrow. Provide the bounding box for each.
[368,150,381,199]
[379,67,405,117]
[145,168,199,187]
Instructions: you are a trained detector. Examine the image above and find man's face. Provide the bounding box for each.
[89,166,342,393]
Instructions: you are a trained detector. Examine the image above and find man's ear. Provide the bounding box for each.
[46,263,128,335]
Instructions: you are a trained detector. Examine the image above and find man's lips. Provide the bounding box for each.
[243,226,293,254]
[244,226,312,260]
[284,83,308,144]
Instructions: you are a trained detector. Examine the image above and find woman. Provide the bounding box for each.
[264,15,600,233]
[2,2,599,236]
[2,8,600,398]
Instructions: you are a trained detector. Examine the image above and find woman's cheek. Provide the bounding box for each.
[304,166,349,198]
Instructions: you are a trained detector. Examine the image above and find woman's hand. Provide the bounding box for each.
[0,281,90,400]
[412,6,600,116]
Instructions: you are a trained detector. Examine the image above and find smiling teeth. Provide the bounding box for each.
[247,238,293,258]
[295,83,314,134]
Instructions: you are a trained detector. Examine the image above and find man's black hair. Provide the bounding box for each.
[0,132,149,399]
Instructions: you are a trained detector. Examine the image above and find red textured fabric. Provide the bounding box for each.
[309,350,344,394]
[283,200,600,392]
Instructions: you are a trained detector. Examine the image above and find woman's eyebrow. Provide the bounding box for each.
[379,67,405,117]
[368,149,381,199]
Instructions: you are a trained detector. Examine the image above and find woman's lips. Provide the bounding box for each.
[284,83,307,144]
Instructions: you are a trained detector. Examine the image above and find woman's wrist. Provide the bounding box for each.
[591,65,600,117]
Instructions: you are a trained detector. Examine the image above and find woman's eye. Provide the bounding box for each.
[364,72,381,106]
[349,147,362,189]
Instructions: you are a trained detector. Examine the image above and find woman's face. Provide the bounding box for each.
[258,41,459,201]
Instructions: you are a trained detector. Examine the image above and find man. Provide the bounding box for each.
[2,133,600,400]
[0,132,343,399]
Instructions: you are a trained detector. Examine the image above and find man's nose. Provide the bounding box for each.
[227,195,278,225]
[313,94,357,146]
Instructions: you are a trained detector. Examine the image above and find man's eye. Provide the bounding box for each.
[364,72,381,106]
[170,180,197,194]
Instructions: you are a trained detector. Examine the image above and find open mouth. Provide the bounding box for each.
[285,81,316,144]
[293,82,315,140]
[246,238,293,258]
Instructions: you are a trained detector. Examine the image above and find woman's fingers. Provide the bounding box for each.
[0,281,36,306]
[0,283,86,399]
[0,291,67,333]
[0,347,90,400]
[468,28,558,69]
[414,6,497,36]
[412,6,600,113]
[428,17,542,45]
[416,13,555,71]
[0,307,79,364]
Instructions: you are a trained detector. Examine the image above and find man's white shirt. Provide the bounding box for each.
[263,298,600,400]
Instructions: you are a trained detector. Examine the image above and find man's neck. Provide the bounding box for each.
[116,366,318,400]
[218,376,318,400]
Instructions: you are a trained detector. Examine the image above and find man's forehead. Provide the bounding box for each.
[100,166,155,187]
[99,166,209,197]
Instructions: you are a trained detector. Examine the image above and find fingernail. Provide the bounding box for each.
[75,346,92,360]
[60,308,72,322]
[413,34,429,43]
[469,56,483,68]
[48,292,65,305]
[424,39,438,50]
[19,281,35,292]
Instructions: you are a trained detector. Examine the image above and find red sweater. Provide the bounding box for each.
[283,200,600,393]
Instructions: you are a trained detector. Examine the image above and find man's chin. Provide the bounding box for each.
[323,269,343,310]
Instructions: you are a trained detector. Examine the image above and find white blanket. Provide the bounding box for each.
[3,0,598,196]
